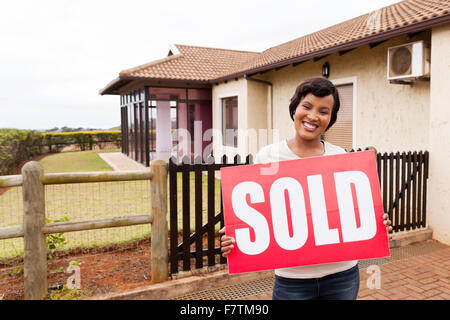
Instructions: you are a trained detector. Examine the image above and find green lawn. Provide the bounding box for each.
[39,149,119,173]
[0,150,222,260]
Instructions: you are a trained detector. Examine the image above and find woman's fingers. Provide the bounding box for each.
[383,213,393,240]
[383,213,392,228]
[221,236,235,248]
[221,242,234,257]
[221,238,235,247]
[221,244,234,252]
[219,227,235,257]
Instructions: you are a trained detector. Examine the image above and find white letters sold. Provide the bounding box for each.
[231,170,377,255]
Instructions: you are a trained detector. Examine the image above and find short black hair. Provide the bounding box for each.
[289,77,340,131]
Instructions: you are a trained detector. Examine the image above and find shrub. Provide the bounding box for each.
[41,131,121,151]
[0,129,44,175]
[0,130,121,175]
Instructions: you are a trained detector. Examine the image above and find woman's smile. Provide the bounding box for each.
[302,120,319,132]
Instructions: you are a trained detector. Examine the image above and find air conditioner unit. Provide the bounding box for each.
[387,40,430,81]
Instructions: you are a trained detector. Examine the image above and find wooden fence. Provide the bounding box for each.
[168,148,430,274]
[376,151,429,232]
[0,148,430,297]
[0,160,168,300]
[168,154,253,274]
[42,132,121,152]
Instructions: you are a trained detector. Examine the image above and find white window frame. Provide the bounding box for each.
[331,76,357,150]
[217,93,240,153]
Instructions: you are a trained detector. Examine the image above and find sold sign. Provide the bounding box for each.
[220,151,390,274]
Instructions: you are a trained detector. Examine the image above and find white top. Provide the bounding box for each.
[254,139,358,279]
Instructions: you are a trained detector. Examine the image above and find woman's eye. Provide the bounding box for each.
[303,105,311,110]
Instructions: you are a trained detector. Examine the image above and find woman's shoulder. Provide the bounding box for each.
[255,140,291,164]
[323,141,347,155]
[257,141,283,154]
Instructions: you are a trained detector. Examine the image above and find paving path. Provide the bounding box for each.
[98,152,147,171]
[173,240,450,300]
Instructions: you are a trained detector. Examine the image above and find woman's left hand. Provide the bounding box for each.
[383,213,393,240]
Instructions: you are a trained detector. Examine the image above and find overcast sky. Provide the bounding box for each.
[0,0,401,130]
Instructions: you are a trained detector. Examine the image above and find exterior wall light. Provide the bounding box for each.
[322,62,330,78]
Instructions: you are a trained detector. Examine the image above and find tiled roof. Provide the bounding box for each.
[219,0,450,79]
[118,44,260,82]
[101,0,450,94]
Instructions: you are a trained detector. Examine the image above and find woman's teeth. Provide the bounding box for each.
[303,121,317,130]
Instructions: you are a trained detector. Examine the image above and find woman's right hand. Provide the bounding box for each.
[219,227,235,258]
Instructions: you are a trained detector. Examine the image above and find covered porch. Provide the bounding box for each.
[119,86,212,166]
[99,44,261,166]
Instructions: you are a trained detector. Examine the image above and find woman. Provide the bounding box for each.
[219,77,392,300]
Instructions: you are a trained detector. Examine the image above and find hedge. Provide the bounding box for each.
[0,130,121,175]
[41,131,121,151]
[0,129,43,175]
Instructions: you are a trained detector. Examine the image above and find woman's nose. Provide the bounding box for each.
[306,111,319,121]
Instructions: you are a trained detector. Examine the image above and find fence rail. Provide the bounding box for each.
[0,160,168,300]
[0,175,22,188]
[42,132,121,152]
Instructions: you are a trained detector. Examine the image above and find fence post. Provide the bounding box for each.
[22,161,47,300]
[150,159,169,283]
[367,146,378,164]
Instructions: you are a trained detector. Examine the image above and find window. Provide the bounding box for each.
[323,84,353,150]
[222,96,238,147]
[170,101,177,131]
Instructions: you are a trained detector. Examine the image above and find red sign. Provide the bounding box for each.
[220,151,390,274]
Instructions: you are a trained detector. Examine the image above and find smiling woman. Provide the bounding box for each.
[220,77,392,300]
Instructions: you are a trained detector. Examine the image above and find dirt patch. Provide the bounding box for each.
[0,235,223,300]
[0,238,153,300]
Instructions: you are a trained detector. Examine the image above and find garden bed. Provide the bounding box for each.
[0,235,222,300]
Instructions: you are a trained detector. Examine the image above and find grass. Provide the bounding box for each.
[39,149,119,173]
[0,149,222,260]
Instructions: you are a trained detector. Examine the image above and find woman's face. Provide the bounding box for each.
[293,93,334,142]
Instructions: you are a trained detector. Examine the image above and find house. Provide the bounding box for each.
[100,0,450,244]
[100,45,259,164]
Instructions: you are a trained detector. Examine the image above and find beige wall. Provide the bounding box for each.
[254,32,431,153]
[212,27,450,243]
[212,78,272,159]
[213,33,433,155]
[428,23,450,244]
[246,80,269,156]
